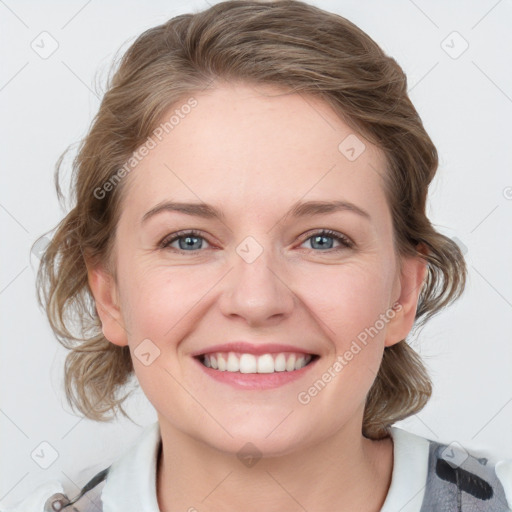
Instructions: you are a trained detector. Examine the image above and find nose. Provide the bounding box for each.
[217,239,295,327]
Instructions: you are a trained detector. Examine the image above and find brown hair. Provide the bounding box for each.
[35,0,466,439]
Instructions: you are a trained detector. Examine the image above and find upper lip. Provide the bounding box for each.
[191,341,318,357]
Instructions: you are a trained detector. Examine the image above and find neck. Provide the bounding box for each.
[156,417,394,512]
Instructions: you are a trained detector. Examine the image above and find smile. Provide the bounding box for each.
[198,351,318,374]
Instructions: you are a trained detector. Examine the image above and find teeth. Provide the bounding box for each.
[227,352,240,372]
[257,354,274,373]
[274,353,286,372]
[240,354,256,373]
[200,352,313,373]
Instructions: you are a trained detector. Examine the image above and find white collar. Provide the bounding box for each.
[380,427,430,511]
[101,421,162,512]
[101,422,430,512]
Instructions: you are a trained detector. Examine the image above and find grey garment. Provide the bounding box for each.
[419,439,509,512]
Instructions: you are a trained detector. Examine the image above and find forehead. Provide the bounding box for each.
[121,83,390,225]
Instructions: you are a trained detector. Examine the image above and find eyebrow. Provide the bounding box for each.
[141,199,371,224]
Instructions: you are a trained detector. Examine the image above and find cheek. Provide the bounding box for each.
[302,260,395,398]
[299,266,392,409]
[118,258,221,341]
[299,260,395,342]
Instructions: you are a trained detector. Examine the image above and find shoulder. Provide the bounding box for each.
[0,480,65,512]
[0,468,109,512]
[0,423,159,512]
[496,459,512,507]
[390,427,512,512]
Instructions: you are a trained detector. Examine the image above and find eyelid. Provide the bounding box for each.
[159,228,355,253]
[159,229,210,249]
[298,228,354,249]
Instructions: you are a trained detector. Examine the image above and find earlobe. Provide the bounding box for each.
[85,258,128,347]
[384,251,428,348]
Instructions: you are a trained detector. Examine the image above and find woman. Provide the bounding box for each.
[7,1,511,510]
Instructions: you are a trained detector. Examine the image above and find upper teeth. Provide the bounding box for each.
[202,352,312,373]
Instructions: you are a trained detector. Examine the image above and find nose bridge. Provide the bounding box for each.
[218,233,295,323]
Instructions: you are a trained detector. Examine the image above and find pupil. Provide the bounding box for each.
[180,236,201,250]
[313,235,332,250]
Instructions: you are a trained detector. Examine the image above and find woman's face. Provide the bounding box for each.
[91,82,425,455]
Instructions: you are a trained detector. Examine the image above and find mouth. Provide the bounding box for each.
[195,351,320,374]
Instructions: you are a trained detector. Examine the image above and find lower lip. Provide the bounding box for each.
[193,356,318,390]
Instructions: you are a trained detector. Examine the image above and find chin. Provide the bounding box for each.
[209,433,306,460]
[195,416,314,459]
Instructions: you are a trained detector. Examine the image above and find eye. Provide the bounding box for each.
[159,229,354,254]
[160,230,210,253]
[300,229,354,252]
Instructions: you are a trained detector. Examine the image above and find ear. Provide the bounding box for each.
[85,255,128,347]
[384,247,428,348]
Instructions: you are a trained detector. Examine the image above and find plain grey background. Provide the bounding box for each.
[1,0,511,508]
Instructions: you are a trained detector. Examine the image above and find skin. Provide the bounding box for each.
[87,82,427,512]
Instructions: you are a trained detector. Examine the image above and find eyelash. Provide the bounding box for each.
[159,229,354,254]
